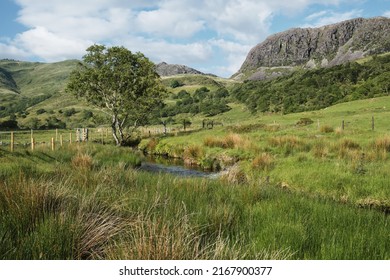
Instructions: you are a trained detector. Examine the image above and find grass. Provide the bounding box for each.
[2,94,390,260]
[1,141,389,260]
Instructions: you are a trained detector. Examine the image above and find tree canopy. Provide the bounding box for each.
[66,45,166,146]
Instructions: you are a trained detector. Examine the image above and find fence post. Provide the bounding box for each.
[55,129,58,141]
[342,120,345,130]
[372,116,375,131]
[10,132,14,152]
[60,134,63,147]
[69,132,72,144]
[51,137,55,151]
[31,138,35,151]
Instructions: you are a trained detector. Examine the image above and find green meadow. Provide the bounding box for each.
[1,95,390,260]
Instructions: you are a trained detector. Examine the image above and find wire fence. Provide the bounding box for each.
[0,128,111,151]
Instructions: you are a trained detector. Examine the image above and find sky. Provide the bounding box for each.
[0,0,389,77]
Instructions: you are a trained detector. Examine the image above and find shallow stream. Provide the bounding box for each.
[137,156,219,178]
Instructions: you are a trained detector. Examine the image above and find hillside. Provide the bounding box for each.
[0,59,99,129]
[232,53,390,114]
[235,17,390,80]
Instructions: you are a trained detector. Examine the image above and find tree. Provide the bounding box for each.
[66,45,166,146]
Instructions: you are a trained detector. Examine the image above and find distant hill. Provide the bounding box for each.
[0,59,234,129]
[235,17,390,80]
[155,62,205,76]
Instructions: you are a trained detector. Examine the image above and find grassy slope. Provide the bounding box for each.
[0,60,106,128]
[141,95,390,209]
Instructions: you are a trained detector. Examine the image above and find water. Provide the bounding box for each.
[137,156,218,178]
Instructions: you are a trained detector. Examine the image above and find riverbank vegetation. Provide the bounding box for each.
[1,139,389,259]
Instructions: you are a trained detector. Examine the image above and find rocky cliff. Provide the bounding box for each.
[155,62,204,76]
[235,17,390,80]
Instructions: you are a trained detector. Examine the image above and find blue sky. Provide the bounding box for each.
[0,0,389,77]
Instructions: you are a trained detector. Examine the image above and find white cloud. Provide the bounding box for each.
[303,9,363,27]
[0,42,29,60]
[383,11,390,17]
[121,37,213,65]
[13,26,91,62]
[0,0,369,76]
[136,9,205,38]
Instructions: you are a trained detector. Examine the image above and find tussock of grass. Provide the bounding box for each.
[252,153,274,171]
[373,135,390,152]
[320,125,334,133]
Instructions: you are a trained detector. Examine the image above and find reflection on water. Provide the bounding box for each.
[137,156,218,178]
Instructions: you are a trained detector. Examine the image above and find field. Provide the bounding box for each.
[1,95,390,260]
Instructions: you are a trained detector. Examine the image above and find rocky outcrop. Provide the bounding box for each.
[236,17,390,79]
[156,62,204,76]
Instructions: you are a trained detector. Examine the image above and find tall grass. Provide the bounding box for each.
[1,144,389,260]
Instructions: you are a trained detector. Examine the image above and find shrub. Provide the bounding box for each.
[296,118,313,126]
[64,108,77,117]
[36,108,46,115]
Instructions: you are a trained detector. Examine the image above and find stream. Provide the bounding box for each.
[137,156,219,178]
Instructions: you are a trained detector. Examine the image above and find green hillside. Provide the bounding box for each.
[232,53,390,114]
[0,59,105,129]
[0,53,389,131]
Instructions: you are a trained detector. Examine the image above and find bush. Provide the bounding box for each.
[170,80,184,88]
[36,108,46,115]
[64,108,77,117]
[296,118,313,126]
[0,119,18,129]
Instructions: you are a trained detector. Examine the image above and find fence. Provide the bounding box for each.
[0,128,113,152]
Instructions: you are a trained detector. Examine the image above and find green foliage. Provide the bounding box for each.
[161,86,231,117]
[36,108,46,115]
[170,79,184,88]
[0,119,18,130]
[66,44,166,146]
[63,108,77,117]
[232,54,390,114]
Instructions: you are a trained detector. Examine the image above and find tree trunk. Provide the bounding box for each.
[111,115,121,146]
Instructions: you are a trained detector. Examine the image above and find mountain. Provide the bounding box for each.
[235,17,390,80]
[155,62,205,76]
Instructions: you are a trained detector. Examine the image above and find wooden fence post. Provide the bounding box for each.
[372,116,375,131]
[55,129,58,141]
[342,120,345,130]
[60,134,63,147]
[51,137,55,151]
[31,138,35,151]
[10,132,14,152]
[69,132,72,144]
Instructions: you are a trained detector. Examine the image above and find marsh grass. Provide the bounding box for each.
[1,143,390,260]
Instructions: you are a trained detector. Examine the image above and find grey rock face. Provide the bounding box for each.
[156,62,204,76]
[237,17,390,77]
